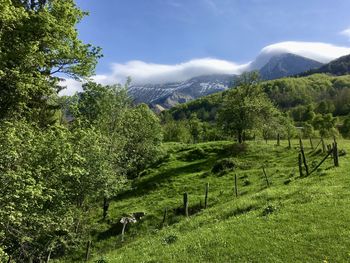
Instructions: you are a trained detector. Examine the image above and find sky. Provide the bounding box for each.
[61,0,350,95]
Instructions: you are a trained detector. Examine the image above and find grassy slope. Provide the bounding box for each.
[86,139,350,263]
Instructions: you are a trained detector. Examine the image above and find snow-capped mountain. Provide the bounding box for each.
[128,53,324,109]
[128,74,235,105]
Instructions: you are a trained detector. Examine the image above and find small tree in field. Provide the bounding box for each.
[218,72,277,143]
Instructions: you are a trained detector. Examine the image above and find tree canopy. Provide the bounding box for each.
[0,0,101,121]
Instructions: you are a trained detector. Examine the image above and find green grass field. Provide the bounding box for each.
[68,139,350,262]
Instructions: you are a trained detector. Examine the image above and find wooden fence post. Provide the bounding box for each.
[162,207,167,226]
[298,153,303,177]
[299,138,304,151]
[183,192,189,217]
[262,167,270,187]
[321,137,326,153]
[300,148,309,176]
[234,174,238,197]
[309,137,314,149]
[288,136,291,149]
[277,133,280,146]
[204,183,209,209]
[333,142,339,167]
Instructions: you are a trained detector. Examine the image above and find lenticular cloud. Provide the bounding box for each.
[59,41,350,96]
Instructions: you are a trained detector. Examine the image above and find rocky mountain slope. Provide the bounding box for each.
[259,53,322,80]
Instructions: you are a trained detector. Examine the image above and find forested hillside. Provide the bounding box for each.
[300,54,350,76]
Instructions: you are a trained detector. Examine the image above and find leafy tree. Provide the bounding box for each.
[312,113,338,138]
[163,121,192,143]
[218,73,277,143]
[118,104,163,178]
[0,120,121,261]
[0,0,101,121]
[316,100,335,115]
[290,104,315,122]
[262,112,296,142]
[72,82,162,179]
[300,122,314,138]
[188,113,203,143]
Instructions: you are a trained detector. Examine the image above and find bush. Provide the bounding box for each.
[211,158,235,174]
[182,147,206,161]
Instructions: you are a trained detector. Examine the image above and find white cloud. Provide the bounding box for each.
[58,78,84,96]
[260,41,350,63]
[99,59,250,85]
[340,27,350,41]
[59,41,350,96]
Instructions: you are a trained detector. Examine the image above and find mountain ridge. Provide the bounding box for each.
[128,53,326,109]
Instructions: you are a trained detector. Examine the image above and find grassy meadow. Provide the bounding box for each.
[61,138,350,262]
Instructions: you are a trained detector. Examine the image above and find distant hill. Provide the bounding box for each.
[167,74,350,121]
[300,54,350,76]
[259,53,323,80]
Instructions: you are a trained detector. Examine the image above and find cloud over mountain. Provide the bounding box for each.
[59,41,350,96]
[96,59,250,85]
[260,41,350,63]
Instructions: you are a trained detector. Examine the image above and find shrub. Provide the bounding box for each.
[182,147,206,161]
[211,158,235,174]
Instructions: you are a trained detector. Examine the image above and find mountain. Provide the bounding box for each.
[128,53,325,109]
[259,53,323,80]
[299,54,350,76]
[128,74,236,108]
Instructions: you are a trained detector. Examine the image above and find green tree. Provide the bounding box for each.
[188,113,203,143]
[218,73,277,143]
[163,120,192,143]
[312,113,338,138]
[0,117,125,261]
[118,104,163,178]
[0,0,101,121]
[72,82,162,179]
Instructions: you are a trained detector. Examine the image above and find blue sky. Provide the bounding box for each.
[61,0,350,94]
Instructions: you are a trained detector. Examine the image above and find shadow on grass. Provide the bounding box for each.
[114,159,215,202]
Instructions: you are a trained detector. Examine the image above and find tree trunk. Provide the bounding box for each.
[238,131,243,144]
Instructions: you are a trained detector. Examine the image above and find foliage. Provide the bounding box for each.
[312,113,338,138]
[163,120,192,143]
[71,82,163,179]
[211,158,236,174]
[165,74,350,125]
[187,113,204,143]
[0,120,121,261]
[218,73,278,143]
[0,0,101,121]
